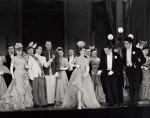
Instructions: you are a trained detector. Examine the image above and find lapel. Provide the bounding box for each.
[131,46,134,62]
[104,54,107,66]
[50,50,53,58]
[123,48,127,62]
[104,52,114,68]
[112,52,114,67]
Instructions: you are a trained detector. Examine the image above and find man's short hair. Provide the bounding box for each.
[124,37,133,43]
[45,40,51,44]
[104,43,112,50]
[6,45,13,50]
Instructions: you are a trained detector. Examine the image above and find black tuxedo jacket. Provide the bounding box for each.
[98,52,123,77]
[43,50,60,75]
[122,46,146,68]
[4,54,11,70]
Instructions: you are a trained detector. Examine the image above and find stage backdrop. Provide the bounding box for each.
[22,0,64,52]
[0,0,21,55]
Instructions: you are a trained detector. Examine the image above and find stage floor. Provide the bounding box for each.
[1,103,150,118]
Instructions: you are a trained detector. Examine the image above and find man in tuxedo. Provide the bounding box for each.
[4,45,15,87]
[122,37,146,107]
[67,49,75,81]
[85,47,91,58]
[98,43,123,107]
[43,40,60,106]
[28,45,51,107]
[114,47,124,104]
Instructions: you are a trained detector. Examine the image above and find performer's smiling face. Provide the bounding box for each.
[86,49,91,56]
[142,49,149,56]
[124,41,132,49]
[36,46,42,55]
[8,46,14,54]
[45,41,52,50]
[91,50,97,57]
[104,48,112,55]
[80,48,86,56]
[27,48,34,55]
[58,50,64,57]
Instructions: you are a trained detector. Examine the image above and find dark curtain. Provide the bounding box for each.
[22,1,64,51]
[105,0,116,37]
[93,1,113,56]
[128,0,150,49]
[123,0,132,37]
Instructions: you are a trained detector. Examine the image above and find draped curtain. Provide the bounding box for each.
[128,0,150,49]
[105,0,116,37]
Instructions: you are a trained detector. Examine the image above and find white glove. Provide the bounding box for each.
[108,71,114,76]
[30,76,34,80]
[144,67,148,70]
[76,64,80,68]
[49,58,53,63]
[97,70,102,75]
[54,72,59,77]
[127,62,133,67]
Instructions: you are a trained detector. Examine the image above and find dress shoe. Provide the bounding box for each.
[42,105,47,107]
[34,105,40,107]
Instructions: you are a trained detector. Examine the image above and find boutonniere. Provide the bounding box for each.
[132,51,136,54]
[114,56,117,59]
[52,55,55,59]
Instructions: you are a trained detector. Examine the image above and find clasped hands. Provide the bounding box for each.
[97,70,114,76]
[126,62,136,68]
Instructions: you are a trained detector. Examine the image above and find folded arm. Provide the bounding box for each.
[136,49,146,67]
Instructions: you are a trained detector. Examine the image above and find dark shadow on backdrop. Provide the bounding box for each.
[92,1,116,56]
[22,0,64,51]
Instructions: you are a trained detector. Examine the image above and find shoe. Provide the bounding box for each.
[42,105,47,107]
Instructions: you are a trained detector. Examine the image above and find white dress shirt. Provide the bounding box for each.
[9,53,14,59]
[28,54,50,80]
[126,45,132,66]
[107,51,113,70]
[69,55,74,63]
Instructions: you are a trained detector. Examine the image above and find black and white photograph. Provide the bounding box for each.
[0,0,150,118]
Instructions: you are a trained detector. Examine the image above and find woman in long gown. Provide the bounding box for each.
[55,47,69,107]
[138,46,150,104]
[90,48,105,103]
[0,43,33,111]
[61,41,100,109]
[0,56,10,99]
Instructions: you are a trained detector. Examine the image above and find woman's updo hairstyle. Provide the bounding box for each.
[76,41,86,56]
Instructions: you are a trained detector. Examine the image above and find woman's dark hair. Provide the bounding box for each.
[35,45,42,50]
[76,46,85,56]
[26,46,34,51]
[142,46,149,50]
[91,48,98,53]
[124,37,133,43]
[57,48,64,52]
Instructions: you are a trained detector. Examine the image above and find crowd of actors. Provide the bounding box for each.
[0,36,149,111]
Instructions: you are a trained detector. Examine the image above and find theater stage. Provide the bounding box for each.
[0,103,150,118]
